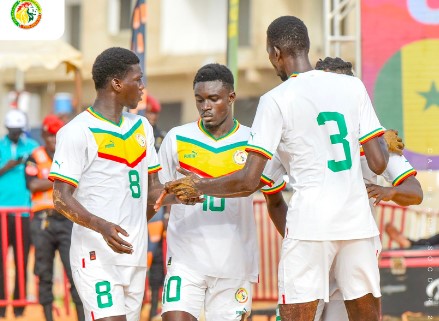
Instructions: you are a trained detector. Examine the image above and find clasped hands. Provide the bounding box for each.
[154,167,204,211]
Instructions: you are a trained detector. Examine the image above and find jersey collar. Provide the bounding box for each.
[197,118,240,141]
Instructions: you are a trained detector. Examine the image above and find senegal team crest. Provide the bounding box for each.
[233,150,247,165]
[235,288,248,303]
[135,133,146,148]
[11,0,42,29]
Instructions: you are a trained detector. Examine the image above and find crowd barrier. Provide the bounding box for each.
[0,208,71,317]
[1,202,437,312]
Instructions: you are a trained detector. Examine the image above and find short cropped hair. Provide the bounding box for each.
[267,16,310,57]
[193,63,234,91]
[92,47,140,90]
[315,57,354,76]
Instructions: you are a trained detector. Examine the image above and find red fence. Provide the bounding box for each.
[0,208,71,317]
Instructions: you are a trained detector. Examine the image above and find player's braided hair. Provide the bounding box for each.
[92,47,140,90]
[267,16,310,57]
[193,63,234,91]
[315,57,354,76]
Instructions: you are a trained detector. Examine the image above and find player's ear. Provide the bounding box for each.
[228,91,236,105]
[111,78,122,92]
[273,46,281,60]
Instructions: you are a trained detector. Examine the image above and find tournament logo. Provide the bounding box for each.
[235,288,248,303]
[233,150,247,165]
[135,133,146,148]
[11,0,42,29]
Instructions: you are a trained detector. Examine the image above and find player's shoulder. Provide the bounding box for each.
[122,111,148,126]
[236,122,250,135]
[58,111,88,135]
[167,121,198,137]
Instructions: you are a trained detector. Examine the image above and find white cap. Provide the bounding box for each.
[4,109,27,129]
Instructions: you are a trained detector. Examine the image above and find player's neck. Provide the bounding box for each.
[285,56,313,76]
[92,95,124,124]
[205,118,235,139]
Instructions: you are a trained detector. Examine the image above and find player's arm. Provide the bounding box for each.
[264,192,287,237]
[173,151,268,198]
[53,180,133,254]
[25,155,52,192]
[362,136,388,175]
[366,176,423,206]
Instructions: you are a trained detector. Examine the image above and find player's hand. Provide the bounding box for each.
[164,167,202,200]
[176,195,205,206]
[366,183,395,206]
[383,129,404,155]
[95,219,133,254]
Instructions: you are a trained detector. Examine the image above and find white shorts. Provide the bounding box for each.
[161,263,253,321]
[314,236,382,321]
[278,237,381,304]
[72,265,147,321]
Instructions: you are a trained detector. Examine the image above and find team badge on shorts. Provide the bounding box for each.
[135,134,146,148]
[233,150,247,165]
[235,288,248,303]
[11,0,42,29]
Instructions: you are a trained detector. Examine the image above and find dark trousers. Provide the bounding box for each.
[30,212,82,310]
[410,233,439,247]
[0,214,31,317]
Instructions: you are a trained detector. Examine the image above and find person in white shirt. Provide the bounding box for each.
[49,47,197,321]
[163,16,389,321]
[159,63,283,321]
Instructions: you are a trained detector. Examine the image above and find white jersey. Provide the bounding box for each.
[361,148,417,186]
[49,107,161,268]
[159,120,273,282]
[247,70,384,241]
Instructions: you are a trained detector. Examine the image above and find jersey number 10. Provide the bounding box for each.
[317,112,352,172]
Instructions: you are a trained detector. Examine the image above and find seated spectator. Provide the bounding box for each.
[385,223,439,248]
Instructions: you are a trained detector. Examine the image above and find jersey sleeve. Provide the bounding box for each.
[261,154,287,194]
[358,81,385,144]
[158,130,177,183]
[48,124,87,188]
[381,154,417,186]
[145,120,161,174]
[246,94,283,160]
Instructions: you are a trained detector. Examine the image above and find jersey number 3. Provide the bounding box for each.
[317,112,352,172]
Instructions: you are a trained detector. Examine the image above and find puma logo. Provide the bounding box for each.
[54,160,63,169]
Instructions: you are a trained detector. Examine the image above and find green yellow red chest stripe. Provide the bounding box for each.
[89,118,147,168]
[176,135,248,178]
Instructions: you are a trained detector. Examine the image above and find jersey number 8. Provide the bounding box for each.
[128,170,141,198]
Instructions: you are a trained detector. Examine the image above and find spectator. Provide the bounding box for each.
[385,223,438,248]
[25,115,84,321]
[0,109,39,318]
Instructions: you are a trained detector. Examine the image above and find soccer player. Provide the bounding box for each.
[266,57,423,321]
[49,47,187,321]
[164,17,389,321]
[158,63,281,321]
